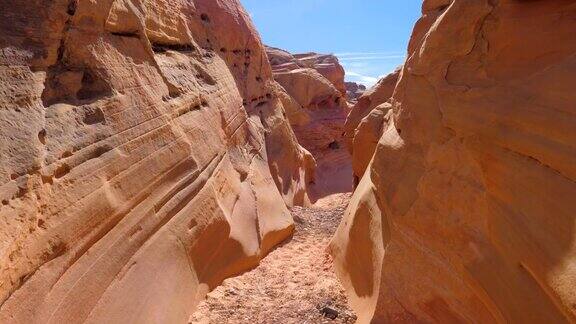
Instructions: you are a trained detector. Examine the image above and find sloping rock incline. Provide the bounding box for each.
[0,0,313,322]
[332,0,576,323]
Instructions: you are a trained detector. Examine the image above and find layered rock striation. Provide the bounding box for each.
[0,0,313,322]
[332,0,576,323]
[266,47,352,200]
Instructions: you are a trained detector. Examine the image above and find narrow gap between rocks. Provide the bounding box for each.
[189,192,356,323]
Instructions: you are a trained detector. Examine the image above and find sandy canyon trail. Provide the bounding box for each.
[189,192,356,324]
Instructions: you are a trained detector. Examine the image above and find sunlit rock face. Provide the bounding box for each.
[344,68,401,185]
[266,46,349,157]
[266,47,352,200]
[0,0,314,322]
[331,0,576,323]
[267,47,347,96]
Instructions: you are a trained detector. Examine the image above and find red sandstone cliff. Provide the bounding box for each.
[331,0,576,323]
[0,0,313,322]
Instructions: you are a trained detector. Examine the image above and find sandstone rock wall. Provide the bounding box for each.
[0,0,313,322]
[267,47,348,156]
[267,47,352,201]
[344,68,401,184]
[331,0,576,323]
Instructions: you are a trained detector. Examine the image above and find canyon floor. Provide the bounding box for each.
[189,192,356,324]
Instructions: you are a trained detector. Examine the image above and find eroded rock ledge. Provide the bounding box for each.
[266,46,353,201]
[331,0,576,323]
[0,0,313,322]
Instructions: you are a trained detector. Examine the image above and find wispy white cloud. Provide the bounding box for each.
[339,55,405,61]
[346,71,379,87]
[335,52,405,57]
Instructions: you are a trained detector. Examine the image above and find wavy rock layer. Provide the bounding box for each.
[267,47,352,201]
[0,0,313,322]
[332,0,576,323]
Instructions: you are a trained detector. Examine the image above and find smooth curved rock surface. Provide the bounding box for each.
[0,0,313,322]
[332,0,576,323]
[344,67,400,153]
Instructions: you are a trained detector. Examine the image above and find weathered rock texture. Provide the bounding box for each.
[344,69,401,185]
[345,81,366,104]
[344,68,400,185]
[332,0,576,323]
[267,47,352,200]
[267,47,347,96]
[0,0,313,322]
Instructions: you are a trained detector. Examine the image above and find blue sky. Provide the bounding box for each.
[240,0,422,86]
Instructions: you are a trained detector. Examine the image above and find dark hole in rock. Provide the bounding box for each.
[1,200,8,206]
[320,306,339,320]
[188,219,198,230]
[37,219,46,229]
[10,173,19,180]
[220,47,227,53]
[397,128,402,134]
[110,31,140,38]
[41,175,53,185]
[152,43,195,53]
[61,151,73,158]
[54,164,71,179]
[77,70,112,102]
[328,141,340,150]
[438,4,450,11]
[83,107,106,125]
[200,13,210,23]
[67,0,77,15]
[38,129,46,145]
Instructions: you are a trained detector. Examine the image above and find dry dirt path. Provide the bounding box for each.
[189,193,356,324]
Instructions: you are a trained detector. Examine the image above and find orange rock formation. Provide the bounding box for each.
[267,47,352,201]
[331,0,576,323]
[344,68,400,184]
[0,0,313,322]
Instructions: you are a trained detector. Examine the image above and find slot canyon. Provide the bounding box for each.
[0,0,575,323]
